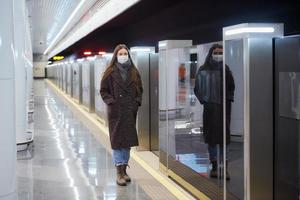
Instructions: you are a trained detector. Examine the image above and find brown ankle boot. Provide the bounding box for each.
[116,165,126,186]
[210,160,218,178]
[122,164,131,182]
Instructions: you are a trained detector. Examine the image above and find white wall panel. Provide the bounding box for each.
[33,61,47,78]
[14,0,29,149]
[0,1,16,199]
[0,81,16,198]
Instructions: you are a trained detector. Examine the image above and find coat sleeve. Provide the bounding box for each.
[100,75,115,105]
[194,68,204,104]
[135,72,143,106]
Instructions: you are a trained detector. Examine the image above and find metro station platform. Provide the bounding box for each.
[16,80,196,200]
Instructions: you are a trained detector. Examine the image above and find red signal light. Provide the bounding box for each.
[83,51,92,56]
[98,51,106,55]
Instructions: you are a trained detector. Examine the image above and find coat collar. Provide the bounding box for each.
[111,66,134,90]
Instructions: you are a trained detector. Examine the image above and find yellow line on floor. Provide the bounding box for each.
[46,79,198,200]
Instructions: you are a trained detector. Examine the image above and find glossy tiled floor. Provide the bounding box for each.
[17,80,152,200]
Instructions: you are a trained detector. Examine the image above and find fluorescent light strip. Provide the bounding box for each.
[48,0,140,59]
[76,58,85,62]
[43,0,85,55]
[87,56,97,60]
[131,48,151,52]
[225,27,275,36]
[159,43,166,47]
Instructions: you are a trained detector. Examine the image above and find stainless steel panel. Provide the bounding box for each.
[54,66,58,86]
[90,61,95,112]
[248,38,273,200]
[82,61,89,107]
[72,62,82,103]
[66,64,72,95]
[52,67,55,84]
[62,65,64,91]
[46,67,55,80]
[71,64,77,98]
[56,66,59,87]
[70,64,73,97]
[59,66,63,89]
[57,66,60,88]
[132,52,159,152]
[65,64,68,92]
[94,57,108,124]
[63,64,67,92]
[81,60,95,112]
[64,64,67,92]
[136,54,150,150]
[150,54,159,152]
[61,65,63,90]
[57,67,59,86]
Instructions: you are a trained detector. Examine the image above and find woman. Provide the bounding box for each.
[100,44,143,186]
[194,44,235,179]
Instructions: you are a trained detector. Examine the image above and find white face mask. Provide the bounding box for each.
[117,55,129,64]
[212,54,223,62]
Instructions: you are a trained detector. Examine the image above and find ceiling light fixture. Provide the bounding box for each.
[47,0,140,59]
[130,48,151,52]
[83,51,92,56]
[158,42,166,48]
[225,27,275,36]
[43,0,86,55]
[98,51,106,55]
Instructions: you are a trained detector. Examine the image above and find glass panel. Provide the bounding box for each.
[159,49,169,170]
[224,39,244,199]
[274,36,300,200]
[159,43,231,199]
[167,47,191,172]
[196,43,223,185]
[194,43,225,199]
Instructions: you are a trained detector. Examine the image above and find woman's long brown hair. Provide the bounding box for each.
[102,44,142,93]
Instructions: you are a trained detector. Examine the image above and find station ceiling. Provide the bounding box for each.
[27,0,300,58]
[27,0,99,54]
[63,0,300,57]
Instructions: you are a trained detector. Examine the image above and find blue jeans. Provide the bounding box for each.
[208,144,229,161]
[112,148,130,166]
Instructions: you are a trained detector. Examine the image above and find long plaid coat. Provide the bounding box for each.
[100,66,143,149]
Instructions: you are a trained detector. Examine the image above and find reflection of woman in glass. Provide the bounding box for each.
[194,44,235,179]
